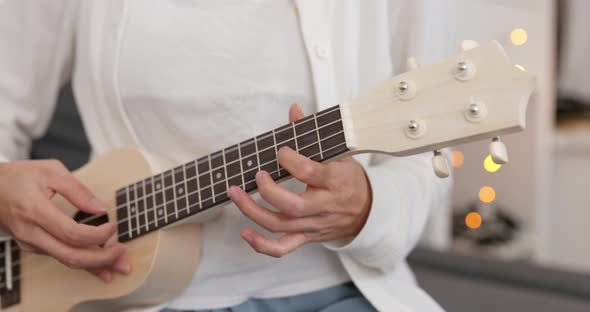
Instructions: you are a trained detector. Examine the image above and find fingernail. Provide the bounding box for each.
[114,261,131,274]
[88,198,107,212]
[255,171,268,182]
[98,270,113,282]
[228,187,240,201]
[241,233,253,244]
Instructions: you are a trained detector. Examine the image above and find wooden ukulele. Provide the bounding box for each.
[0,41,534,311]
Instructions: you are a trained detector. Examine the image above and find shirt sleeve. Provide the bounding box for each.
[322,0,452,273]
[323,154,452,272]
[0,0,77,162]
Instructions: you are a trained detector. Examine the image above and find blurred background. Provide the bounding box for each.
[31,0,589,311]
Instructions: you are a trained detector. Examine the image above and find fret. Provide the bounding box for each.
[313,114,324,159]
[145,177,155,232]
[124,187,132,239]
[135,181,146,234]
[240,139,258,190]
[176,165,190,219]
[210,151,226,203]
[237,142,245,188]
[115,191,129,241]
[172,166,181,219]
[272,129,280,179]
[128,186,138,237]
[198,156,213,207]
[163,172,175,224]
[257,131,278,180]
[208,155,216,203]
[275,124,295,176]
[254,134,262,173]
[292,122,299,152]
[222,149,229,194]
[186,162,201,210]
[225,145,243,189]
[153,174,165,227]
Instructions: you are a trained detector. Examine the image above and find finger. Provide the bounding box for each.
[31,228,128,270]
[289,103,305,123]
[256,171,317,217]
[44,160,107,214]
[277,146,328,187]
[229,186,323,233]
[89,268,113,283]
[35,197,117,247]
[241,228,309,258]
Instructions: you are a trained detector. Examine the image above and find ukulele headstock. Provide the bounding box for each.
[341,41,535,177]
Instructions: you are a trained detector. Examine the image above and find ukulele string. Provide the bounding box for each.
[0,129,347,277]
[76,111,344,227]
[0,143,347,288]
[0,234,160,288]
[114,129,346,229]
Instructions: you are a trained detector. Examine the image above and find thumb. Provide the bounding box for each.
[289,103,305,123]
[45,163,107,215]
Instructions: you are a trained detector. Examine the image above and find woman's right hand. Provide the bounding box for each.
[0,159,130,282]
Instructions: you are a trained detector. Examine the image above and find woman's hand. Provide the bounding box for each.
[0,160,130,282]
[228,104,372,257]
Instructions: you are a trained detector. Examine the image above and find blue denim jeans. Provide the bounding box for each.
[160,282,375,312]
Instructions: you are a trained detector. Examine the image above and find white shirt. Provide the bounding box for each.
[117,1,349,308]
[0,1,452,311]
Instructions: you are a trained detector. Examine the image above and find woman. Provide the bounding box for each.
[0,1,451,311]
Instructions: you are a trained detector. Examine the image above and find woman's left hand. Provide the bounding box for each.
[228,104,372,257]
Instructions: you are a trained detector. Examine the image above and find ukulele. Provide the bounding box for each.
[0,41,534,311]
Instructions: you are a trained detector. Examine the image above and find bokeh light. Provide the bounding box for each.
[484,155,502,173]
[515,64,526,71]
[479,186,496,203]
[465,212,483,230]
[451,150,465,168]
[511,28,528,46]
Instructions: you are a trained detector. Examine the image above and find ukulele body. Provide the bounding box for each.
[15,148,201,312]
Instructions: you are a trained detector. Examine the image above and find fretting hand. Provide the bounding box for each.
[228,104,372,257]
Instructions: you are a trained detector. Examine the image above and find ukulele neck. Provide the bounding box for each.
[115,105,350,242]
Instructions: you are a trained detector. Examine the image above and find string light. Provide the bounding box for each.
[510,28,528,46]
[451,150,465,168]
[483,155,501,173]
[465,212,482,229]
[479,186,496,203]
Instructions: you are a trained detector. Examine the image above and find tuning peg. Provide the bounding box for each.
[490,137,509,164]
[432,150,450,178]
[461,40,480,51]
[407,57,419,70]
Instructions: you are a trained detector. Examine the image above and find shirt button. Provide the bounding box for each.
[315,45,330,59]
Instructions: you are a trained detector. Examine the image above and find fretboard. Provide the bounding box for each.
[116,105,348,242]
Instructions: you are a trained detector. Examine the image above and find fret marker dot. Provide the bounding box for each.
[216,172,222,179]
[156,183,162,190]
[130,206,135,213]
[158,209,163,216]
[178,187,184,195]
[247,160,253,167]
